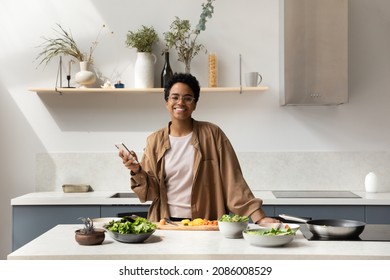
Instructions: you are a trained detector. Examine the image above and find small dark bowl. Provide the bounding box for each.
[75,229,105,245]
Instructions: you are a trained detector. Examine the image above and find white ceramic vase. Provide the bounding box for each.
[75,61,96,88]
[365,172,378,193]
[134,52,156,88]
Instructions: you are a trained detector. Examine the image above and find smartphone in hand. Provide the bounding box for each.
[115,143,139,164]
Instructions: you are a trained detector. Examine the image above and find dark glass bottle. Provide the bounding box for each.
[161,51,173,88]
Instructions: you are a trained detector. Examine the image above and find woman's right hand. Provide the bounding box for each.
[119,149,140,174]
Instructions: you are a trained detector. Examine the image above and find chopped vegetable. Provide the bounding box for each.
[205,219,218,226]
[218,214,249,223]
[181,219,191,226]
[179,218,218,226]
[192,218,204,226]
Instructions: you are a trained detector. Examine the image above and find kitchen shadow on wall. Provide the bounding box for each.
[0,79,49,259]
[36,93,168,132]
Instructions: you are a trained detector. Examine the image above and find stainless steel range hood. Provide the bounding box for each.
[279,0,348,106]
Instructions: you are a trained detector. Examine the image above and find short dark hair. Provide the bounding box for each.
[164,73,200,103]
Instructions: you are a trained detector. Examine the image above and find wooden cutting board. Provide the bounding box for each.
[155,222,219,231]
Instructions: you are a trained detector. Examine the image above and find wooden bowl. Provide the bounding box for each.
[75,229,105,245]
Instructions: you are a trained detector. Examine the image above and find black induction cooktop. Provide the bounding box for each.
[272,190,361,198]
[300,224,390,241]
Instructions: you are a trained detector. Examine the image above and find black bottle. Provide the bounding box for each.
[161,51,173,88]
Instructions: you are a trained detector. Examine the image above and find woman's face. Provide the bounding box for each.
[166,82,197,121]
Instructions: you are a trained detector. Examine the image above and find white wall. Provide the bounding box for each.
[1,0,390,259]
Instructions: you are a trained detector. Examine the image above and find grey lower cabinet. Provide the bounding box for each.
[273,205,365,221]
[12,204,149,251]
[269,205,390,224]
[12,205,100,251]
[366,206,390,224]
[100,205,150,218]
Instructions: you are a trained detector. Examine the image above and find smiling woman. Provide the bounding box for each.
[165,83,197,124]
[118,73,279,225]
[3,0,390,267]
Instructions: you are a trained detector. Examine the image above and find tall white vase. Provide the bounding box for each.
[134,52,156,88]
[75,61,96,88]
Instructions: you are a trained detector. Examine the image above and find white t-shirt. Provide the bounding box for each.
[164,132,194,218]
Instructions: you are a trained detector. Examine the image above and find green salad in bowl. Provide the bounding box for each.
[243,227,296,247]
[218,214,249,223]
[218,214,249,238]
[246,227,295,236]
[104,216,156,243]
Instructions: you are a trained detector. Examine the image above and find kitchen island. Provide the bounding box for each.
[7,224,390,260]
[11,190,390,251]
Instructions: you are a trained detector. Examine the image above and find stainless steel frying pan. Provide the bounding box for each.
[279,214,366,239]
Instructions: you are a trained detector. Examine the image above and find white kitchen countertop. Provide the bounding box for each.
[7,224,390,260]
[10,191,390,206]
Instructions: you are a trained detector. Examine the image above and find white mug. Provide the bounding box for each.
[245,72,262,87]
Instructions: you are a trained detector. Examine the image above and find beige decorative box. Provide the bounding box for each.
[62,184,93,193]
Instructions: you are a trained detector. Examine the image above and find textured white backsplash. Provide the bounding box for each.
[36,153,131,192]
[36,152,390,192]
[238,152,390,191]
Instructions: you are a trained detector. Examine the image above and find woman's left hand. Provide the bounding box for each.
[257,217,280,224]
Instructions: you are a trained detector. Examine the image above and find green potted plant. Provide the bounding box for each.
[125,25,159,88]
[75,217,105,245]
[164,0,215,73]
[125,25,158,53]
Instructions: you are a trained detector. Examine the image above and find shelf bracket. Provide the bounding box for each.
[239,54,242,94]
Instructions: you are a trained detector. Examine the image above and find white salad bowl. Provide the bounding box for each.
[218,221,249,239]
[243,228,295,247]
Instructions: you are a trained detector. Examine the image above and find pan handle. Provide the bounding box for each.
[279,214,309,223]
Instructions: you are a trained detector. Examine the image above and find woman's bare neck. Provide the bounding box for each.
[169,119,193,137]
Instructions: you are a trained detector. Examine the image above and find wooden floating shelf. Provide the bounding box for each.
[29,86,269,95]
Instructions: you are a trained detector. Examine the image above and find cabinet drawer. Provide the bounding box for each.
[366,206,390,224]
